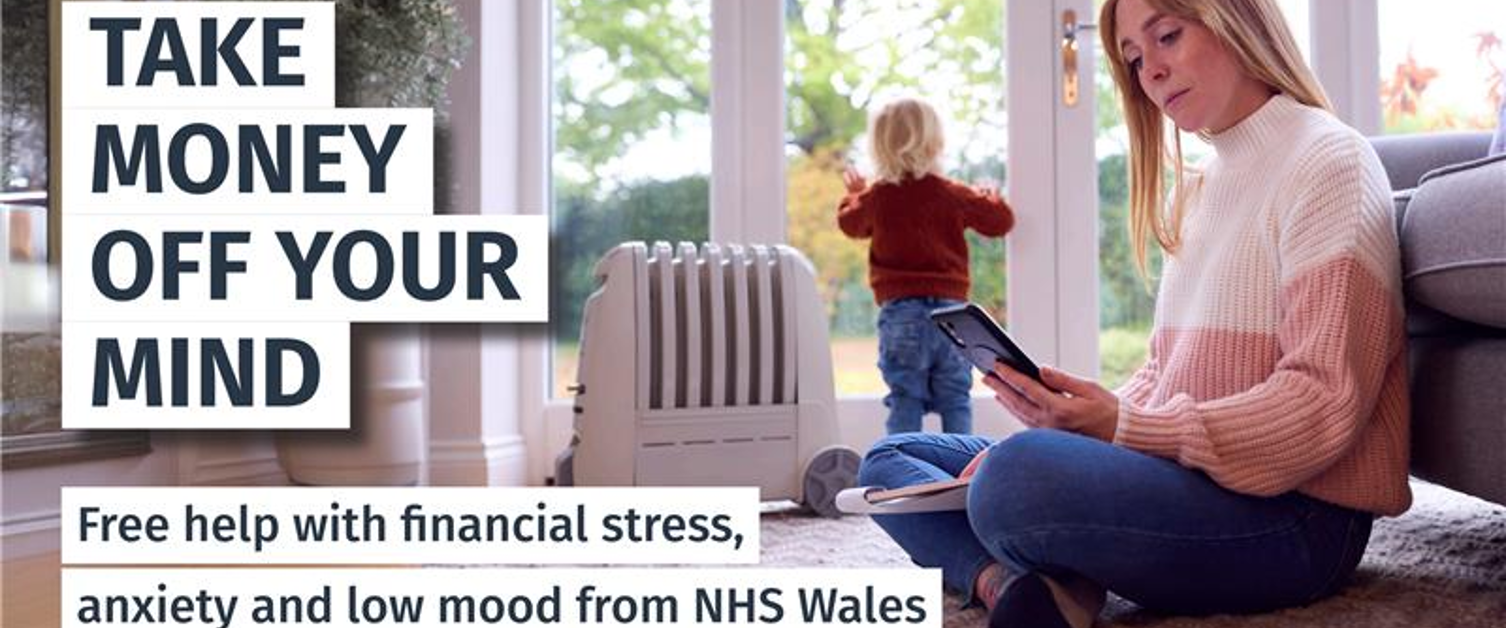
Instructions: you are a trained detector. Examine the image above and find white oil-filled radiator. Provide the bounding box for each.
[555,242,859,516]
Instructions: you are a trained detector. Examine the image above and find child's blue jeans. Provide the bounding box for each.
[877,297,974,434]
[858,430,1374,614]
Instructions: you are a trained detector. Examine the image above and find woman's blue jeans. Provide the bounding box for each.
[877,297,974,434]
[857,430,1373,615]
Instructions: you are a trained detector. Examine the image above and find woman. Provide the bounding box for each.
[856,1,1410,626]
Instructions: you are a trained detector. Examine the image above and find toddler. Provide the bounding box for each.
[836,97,1015,434]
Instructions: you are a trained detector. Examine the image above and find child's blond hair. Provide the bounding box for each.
[869,97,944,183]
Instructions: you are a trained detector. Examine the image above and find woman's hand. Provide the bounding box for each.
[842,166,868,194]
[984,363,1120,442]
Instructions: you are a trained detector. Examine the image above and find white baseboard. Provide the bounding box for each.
[0,508,60,560]
[189,454,290,486]
[1,452,286,559]
[428,435,529,486]
[178,435,290,486]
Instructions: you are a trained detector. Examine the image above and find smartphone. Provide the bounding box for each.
[929,302,1045,384]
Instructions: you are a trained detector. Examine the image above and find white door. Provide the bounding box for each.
[1012,0,1101,380]
[777,0,1107,445]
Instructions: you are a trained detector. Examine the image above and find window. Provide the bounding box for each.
[1091,20,1157,389]
[2,0,148,468]
[534,0,1335,420]
[3,0,55,440]
[785,0,1006,395]
[1378,0,1505,133]
[549,0,713,397]
[1276,0,1310,63]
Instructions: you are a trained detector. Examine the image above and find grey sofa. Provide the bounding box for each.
[1369,132,1506,508]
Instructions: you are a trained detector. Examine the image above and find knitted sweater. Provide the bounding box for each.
[1112,95,1412,516]
[836,173,1015,303]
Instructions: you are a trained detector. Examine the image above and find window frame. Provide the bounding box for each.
[522,0,793,483]
[1309,0,1381,135]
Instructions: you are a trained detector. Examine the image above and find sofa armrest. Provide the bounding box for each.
[1370,132,1493,191]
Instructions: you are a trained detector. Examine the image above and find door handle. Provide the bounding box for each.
[1061,9,1097,107]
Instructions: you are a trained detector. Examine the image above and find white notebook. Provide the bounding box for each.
[835,477,970,514]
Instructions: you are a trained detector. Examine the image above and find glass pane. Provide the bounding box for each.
[1379,0,1506,133]
[550,0,713,398]
[1276,0,1310,64]
[786,0,1006,396]
[1091,41,1156,390]
[1093,0,1151,389]
[3,0,59,436]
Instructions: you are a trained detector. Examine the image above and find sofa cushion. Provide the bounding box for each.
[1403,297,1506,337]
[1398,154,1506,328]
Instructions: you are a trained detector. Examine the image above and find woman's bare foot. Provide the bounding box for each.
[974,563,1010,611]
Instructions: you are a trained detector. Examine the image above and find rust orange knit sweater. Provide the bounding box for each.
[836,173,1015,303]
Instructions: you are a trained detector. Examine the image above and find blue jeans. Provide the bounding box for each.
[877,297,973,434]
[858,430,1373,615]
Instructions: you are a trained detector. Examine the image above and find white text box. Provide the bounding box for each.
[63,109,433,214]
[62,488,761,565]
[62,2,334,109]
[61,215,549,323]
[62,568,941,627]
[61,321,349,429]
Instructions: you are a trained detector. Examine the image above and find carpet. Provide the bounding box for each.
[759,480,1506,627]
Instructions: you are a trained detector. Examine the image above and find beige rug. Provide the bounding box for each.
[760,480,1506,627]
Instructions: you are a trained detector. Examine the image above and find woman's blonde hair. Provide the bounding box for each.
[869,97,945,183]
[1099,0,1329,277]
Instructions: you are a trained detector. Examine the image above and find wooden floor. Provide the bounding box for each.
[2,552,60,627]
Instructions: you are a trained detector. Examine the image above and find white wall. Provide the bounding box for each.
[425,0,532,486]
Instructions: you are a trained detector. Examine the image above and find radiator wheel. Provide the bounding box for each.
[803,446,861,517]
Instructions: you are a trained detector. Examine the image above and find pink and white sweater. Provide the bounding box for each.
[1112,95,1412,516]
